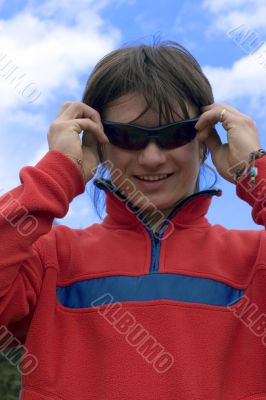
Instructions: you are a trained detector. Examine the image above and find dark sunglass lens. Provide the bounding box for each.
[157,121,197,149]
[126,131,147,150]
[104,124,147,150]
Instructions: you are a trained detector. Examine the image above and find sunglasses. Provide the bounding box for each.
[102,116,200,150]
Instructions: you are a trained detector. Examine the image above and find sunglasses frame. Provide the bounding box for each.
[102,116,200,150]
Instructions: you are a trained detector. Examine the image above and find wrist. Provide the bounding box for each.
[64,154,86,184]
[234,149,266,186]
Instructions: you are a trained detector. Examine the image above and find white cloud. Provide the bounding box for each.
[203,44,266,102]
[0,0,121,111]
[203,0,250,13]
[200,0,266,116]
[26,144,49,167]
[0,0,121,198]
[203,0,266,34]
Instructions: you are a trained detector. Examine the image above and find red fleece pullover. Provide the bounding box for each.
[0,150,266,400]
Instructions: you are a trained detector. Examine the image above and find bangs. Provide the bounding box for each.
[82,40,211,125]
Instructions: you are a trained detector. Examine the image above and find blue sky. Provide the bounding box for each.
[0,0,266,230]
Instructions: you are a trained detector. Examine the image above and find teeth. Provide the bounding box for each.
[137,175,168,181]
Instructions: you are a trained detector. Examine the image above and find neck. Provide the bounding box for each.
[141,189,197,235]
[141,206,174,235]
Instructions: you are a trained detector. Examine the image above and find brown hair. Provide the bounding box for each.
[81,38,217,219]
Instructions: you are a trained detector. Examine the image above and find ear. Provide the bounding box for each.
[199,143,206,163]
[99,143,107,162]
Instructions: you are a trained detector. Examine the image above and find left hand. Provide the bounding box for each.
[195,103,261,184]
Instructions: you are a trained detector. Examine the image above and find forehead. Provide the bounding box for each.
[103,93,195,127]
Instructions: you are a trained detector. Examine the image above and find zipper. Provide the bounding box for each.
[149,235,160,273]
[146,190,222,273]
[93,178,222,275]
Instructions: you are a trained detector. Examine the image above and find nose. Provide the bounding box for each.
[137,139,167,168]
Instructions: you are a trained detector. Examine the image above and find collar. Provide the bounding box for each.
[93,178,222,235]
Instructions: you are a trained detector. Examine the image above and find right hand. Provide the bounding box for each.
[47,101,109,184]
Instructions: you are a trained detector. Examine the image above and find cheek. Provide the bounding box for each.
[103,144,133,177]
[172,143,200,168]
[170,145,201,185]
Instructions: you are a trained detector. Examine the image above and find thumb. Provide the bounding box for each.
[197,127,222,156]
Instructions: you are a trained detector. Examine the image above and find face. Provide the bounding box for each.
[101,93,204,217]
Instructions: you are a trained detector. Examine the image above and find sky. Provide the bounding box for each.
[0,0,266,230]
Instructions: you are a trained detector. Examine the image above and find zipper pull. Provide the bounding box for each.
[151,236,160,272]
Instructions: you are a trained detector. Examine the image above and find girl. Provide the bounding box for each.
[0,40,265,400]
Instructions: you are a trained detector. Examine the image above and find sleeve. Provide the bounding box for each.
[0,150,85,343]
[236,155,266,228]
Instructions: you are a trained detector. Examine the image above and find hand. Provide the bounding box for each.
[47,101,109,184]
[195,103,261,184]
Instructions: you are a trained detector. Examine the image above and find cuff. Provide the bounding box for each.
[33,150,85,202]
[236,156,266,225]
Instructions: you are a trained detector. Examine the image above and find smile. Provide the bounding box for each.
[134,174,173,182]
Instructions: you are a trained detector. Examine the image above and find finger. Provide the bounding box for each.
[55,101,73,118]
[71,118,109,144]
[195,108,237,131]
[57,102,108,143]
[202,104,257,132]
[201,103,254,128]
[58,102,103,128]
[201,103,244,117]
